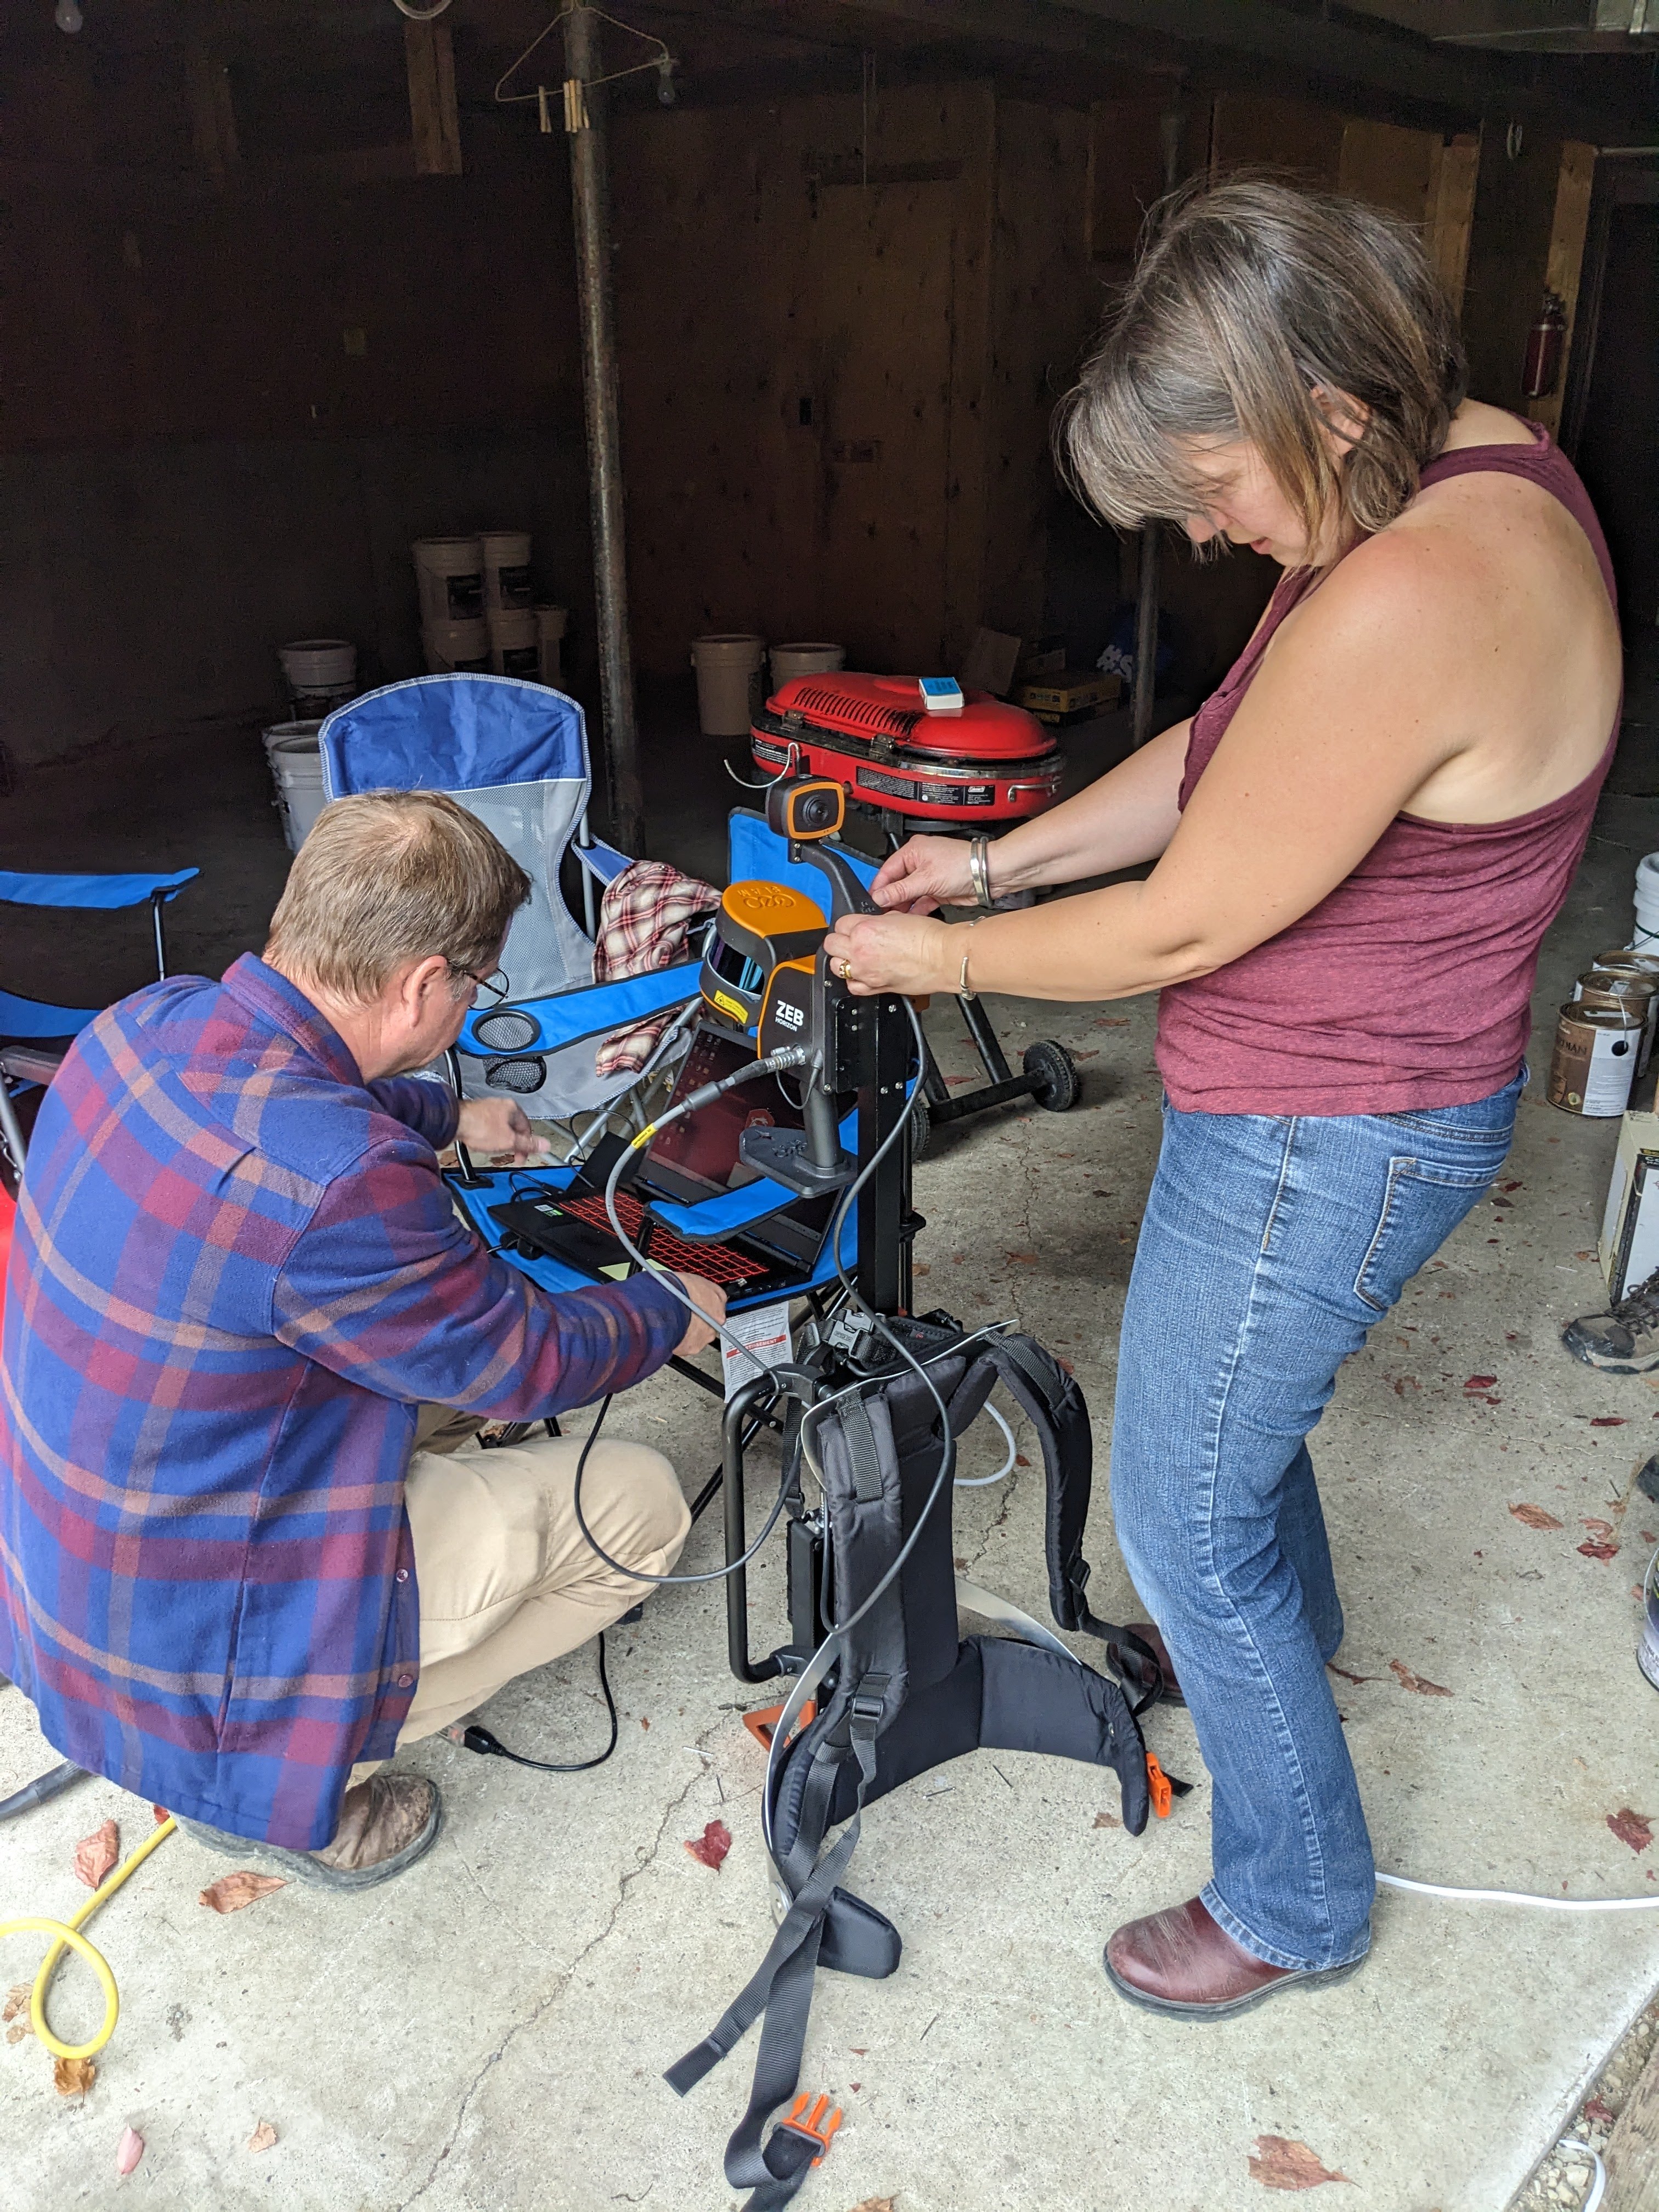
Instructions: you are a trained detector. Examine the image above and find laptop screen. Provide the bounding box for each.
[641,1024,805,1205]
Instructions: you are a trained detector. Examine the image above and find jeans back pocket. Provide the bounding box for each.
[1355,1150,1509,1314]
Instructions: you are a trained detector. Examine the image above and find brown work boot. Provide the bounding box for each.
[1104,1895,1365,2019]
[179,1772,442,1891]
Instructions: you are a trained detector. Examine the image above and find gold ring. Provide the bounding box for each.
[837,957,852,981]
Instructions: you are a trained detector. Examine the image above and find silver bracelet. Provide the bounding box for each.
[957,918,980,1000]
[968,836,994,912]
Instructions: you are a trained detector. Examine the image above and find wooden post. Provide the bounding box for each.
[184,46,239,186]
[1603,2029,1659,2210]
[564,5,645,855]
[405,18,463,178]
[1425,132,1481,320]
[1526,139,1597,440]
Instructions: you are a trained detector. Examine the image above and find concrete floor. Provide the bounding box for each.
[4,702,1659,2210]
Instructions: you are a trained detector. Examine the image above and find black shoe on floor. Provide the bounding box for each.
[1562,1268,1659,1374]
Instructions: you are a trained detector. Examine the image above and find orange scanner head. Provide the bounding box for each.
[716,881,827,969]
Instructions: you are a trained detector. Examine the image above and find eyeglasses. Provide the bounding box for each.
[456,965,510,1006]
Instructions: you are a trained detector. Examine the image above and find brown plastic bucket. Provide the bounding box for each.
[691,634,766,737]
[769,642,845,691]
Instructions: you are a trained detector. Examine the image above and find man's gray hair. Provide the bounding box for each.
[264,790,531,1006]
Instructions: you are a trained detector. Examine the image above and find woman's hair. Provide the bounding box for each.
[1057,175,1469,545]
[264,789,530,1005]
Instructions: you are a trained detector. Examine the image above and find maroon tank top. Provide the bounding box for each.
[1155,428,1620,1116]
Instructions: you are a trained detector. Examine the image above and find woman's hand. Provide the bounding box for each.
[822,911,953,997]
[870,834,977,913]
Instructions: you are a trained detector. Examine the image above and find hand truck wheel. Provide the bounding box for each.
[907,1096,932,1161]
[1023,1040,1080,1113]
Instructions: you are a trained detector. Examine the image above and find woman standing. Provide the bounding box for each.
[822,179,1622,2018]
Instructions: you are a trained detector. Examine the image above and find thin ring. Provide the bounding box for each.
[837,957,853,981]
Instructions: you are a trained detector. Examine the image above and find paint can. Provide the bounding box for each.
[1547,1000,1643,1116]
[1593,947,1659,1074]
[1576,967,1659,1077]
[1641,1545,1659,1693]
[487,606,541,679]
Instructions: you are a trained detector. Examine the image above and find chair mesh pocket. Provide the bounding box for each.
[473,1008,541,1052]
[485,1056,548,1094]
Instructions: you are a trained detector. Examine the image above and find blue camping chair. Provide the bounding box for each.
[444,808,894,1314]
[0,866,199,1177]
[320,674,654,1122]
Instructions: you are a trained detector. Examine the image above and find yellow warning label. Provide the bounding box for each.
[712,989,750,1024]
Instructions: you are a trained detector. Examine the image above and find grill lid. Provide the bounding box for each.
[767,672,1054,763]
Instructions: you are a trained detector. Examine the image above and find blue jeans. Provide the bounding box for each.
[1110,1072,1523,1971]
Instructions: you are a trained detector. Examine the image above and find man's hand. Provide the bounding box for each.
[871,834,977,913]
[671,1272,727,1358]
[455,1096,554,1167]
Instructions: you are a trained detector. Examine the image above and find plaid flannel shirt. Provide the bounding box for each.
[0,955,682,1848]
[592,860,721,1077]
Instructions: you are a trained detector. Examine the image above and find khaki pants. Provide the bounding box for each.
[353,1408,690,1774]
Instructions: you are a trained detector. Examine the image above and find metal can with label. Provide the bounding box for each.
[1547,1000,1643,1116]
[1589,950,1659,1074]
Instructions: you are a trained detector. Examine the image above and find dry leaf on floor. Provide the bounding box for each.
[1578,1541,1621,1561]
[1590,1416,1628,1427]
[199,1871,285,1914]
[1463,1374,1497,1391]
[1389,1660,1453,1697]
[6,2025,28,2046]
[846,2199,896,2212]
[246,2119,278,2154]
[1509,1503,1564,1530]
[116,2125,144,2176]
[685,1819,732,1871]
[1326,1664,1377,1686]
[1609,1808,1654,1853]
[53,2055,96,2097]
[1583,2095,1616,2126]
[1093,1812,1121,1829]
[1248,2135,1351,2190]
[3,1984,30,2025]
[73,1818,119,1891]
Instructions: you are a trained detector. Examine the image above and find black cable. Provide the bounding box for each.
[571,1385,798,1587]
[455,1632,618,1773]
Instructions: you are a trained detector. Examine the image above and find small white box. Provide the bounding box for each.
[1599,1108,1659,1300]
[918,676,964,714]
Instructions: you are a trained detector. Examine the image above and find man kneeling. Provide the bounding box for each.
[0,792,723,1885]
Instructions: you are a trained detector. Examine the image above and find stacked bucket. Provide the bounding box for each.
[413,534,565,686]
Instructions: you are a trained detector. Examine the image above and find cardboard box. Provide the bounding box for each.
[1014,668,1122,724]
[1599,1108,1659,1300]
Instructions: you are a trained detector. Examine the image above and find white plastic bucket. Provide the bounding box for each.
[423,617,491,675]
[480,529,534,612]
[488,606,541,679]
[279,638,356,692]
[267,731,327,854]
[534,603,567,688]
[769,641,845,691]
[413,537,484,626]
[691,634,766,737]
[1635,853,1659,949]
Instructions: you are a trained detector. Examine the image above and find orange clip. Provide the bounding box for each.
[784,2092,843,2165]
[1146,1752,1173,1820]
[742,1699,816,1750]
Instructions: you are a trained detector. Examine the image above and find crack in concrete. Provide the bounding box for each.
[392,1714,734,2212]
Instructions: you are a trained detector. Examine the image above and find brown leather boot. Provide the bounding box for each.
[1104,1895,1365,2018]
[179,1773,442,1891]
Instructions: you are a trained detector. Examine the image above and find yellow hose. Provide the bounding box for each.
[0,1814,176,2060]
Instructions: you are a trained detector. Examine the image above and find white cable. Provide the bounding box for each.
[1377,1872,1659,1911]
[1559,2142,1606,2212]
[392,0,454,19]
[955,1400,1018,1486]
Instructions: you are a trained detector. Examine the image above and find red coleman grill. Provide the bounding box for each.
[749,672,1080,1141]
[751,673,1062,828]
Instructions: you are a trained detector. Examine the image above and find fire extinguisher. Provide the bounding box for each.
[1523,291,1567,401]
